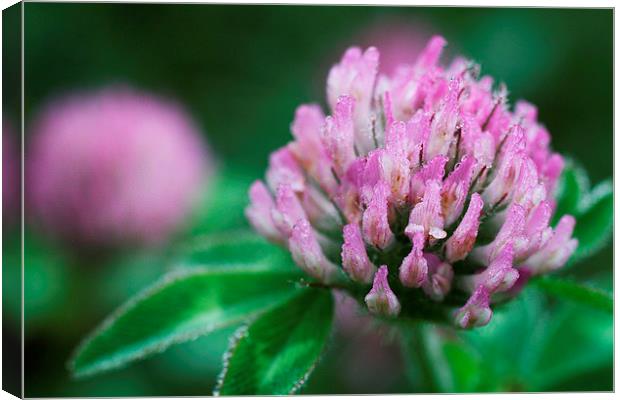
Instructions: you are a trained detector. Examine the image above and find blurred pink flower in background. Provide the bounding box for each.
[354,17,435,75]
[27,87,211,247]
[3,121,20,224]
[315,17,435,100]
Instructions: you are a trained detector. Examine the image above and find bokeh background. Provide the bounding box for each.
[1,4,612,396]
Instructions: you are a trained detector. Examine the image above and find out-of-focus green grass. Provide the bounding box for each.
[14,4,612,396]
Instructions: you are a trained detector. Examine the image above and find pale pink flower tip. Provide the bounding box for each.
[422,253,454,302]
[365,266,401,317]
[399,232,428,288]
[289,218,339,284]
[454,286,492,329]
[445,193,484,263]
[416,35,447,70]
[28,87,210,246]
[271,183,307,237]
[246,181,283,245]
[342,223,377,284]
[523,215,578,274]
[405,179,446,242]
[362,181,394,250]
[459,244,519,295]
[249,36,577,329]
[266,147,305,193]
[442,155,476,226]
[323,96,357,177]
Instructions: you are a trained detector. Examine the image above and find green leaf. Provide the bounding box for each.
[402,324,481,393]
[460,288,548,391]
[531,300,613,390]
[70,265,303,378]
[553,159,589,222]
[176,230,290,269]
[215,288,334,395]
[150,326,238,388]
[571,180,613,263]
[458,285,612,391]
[441,341,482,392]
[532,277,612,314]
[552,160,613,265]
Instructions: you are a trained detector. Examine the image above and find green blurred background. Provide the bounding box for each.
[4,4,613,396]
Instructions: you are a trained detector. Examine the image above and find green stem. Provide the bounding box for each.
[400,322,438,393]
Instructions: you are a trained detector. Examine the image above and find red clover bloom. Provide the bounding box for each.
[246,36,577,328]
[28,87,210,247]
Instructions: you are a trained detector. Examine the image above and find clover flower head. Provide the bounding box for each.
[28,87,210,247]
[247,36,577,328]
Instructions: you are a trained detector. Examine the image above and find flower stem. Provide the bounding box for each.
[400,322,438,393]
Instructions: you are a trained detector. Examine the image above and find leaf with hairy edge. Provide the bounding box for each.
[533,277,612,314]
[553,158,589,223]
[553,159,612,265]
[215,288,334,395]
[571,180,613,263]
[70,266,303,378]
[175,230,291,269]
